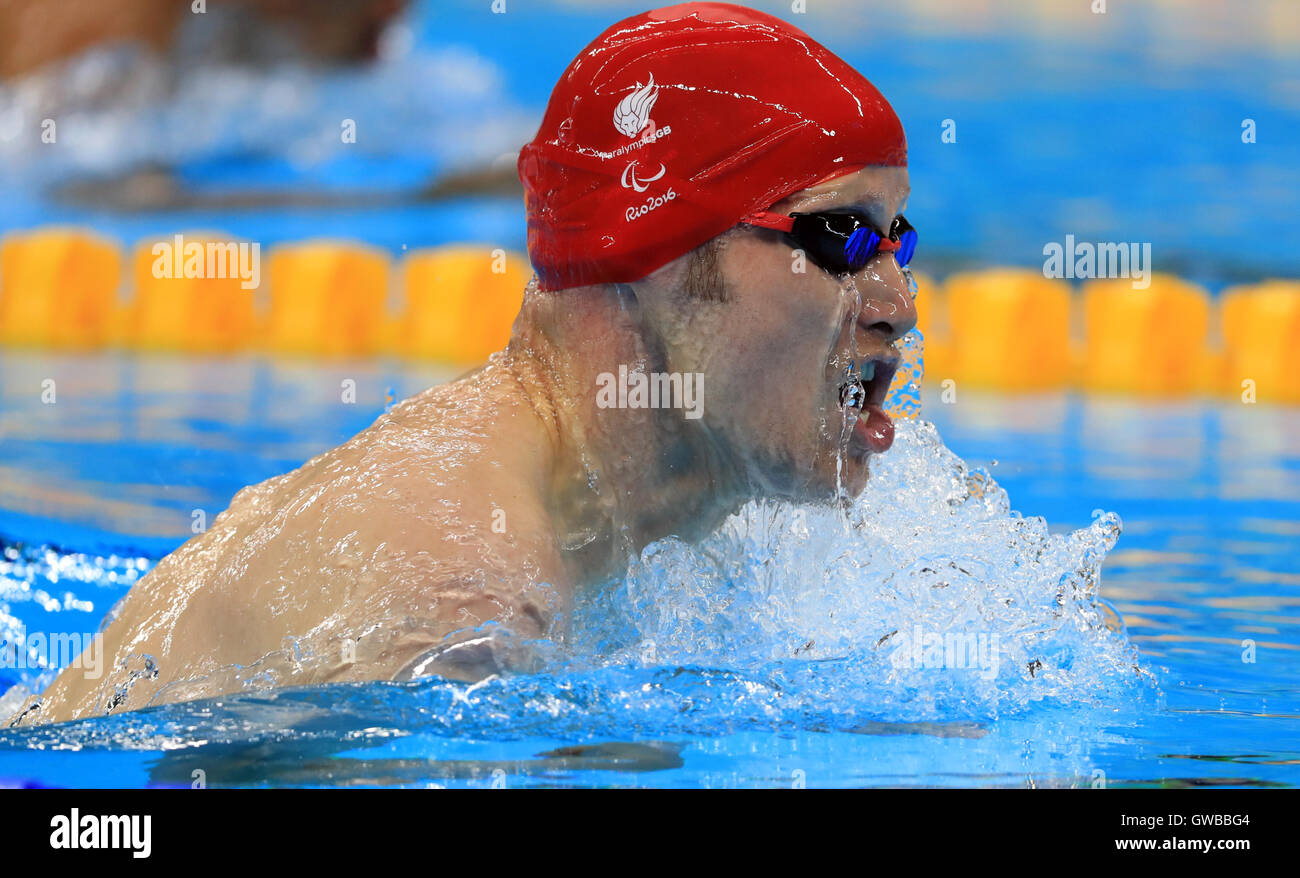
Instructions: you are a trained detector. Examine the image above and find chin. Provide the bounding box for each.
[743,417,882,502]
[783,445,873,503]
[849,460,874,494]
[838,451,873,498]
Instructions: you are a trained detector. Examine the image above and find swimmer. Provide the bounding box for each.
[30,2,917,725]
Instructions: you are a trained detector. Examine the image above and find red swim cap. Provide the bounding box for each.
[518,2,906,292]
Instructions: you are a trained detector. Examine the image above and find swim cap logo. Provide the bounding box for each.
[613,74,658,138]
[620,159,666,193]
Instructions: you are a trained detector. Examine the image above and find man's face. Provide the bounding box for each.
[669,165,916,501]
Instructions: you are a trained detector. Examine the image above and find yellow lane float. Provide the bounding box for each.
[2,226,1298,406]
[1221,280,1300,404]
[941,269,1072,391]
[1081,274,1211,396]
[398,245,528,363]
[266,240,389,357]
[128,233,258,353]
[0,227,121,349]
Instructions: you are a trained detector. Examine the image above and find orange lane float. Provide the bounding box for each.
[127,233,258,353]
[1220,280,1300,404]
[1080,274,1211,397]
[265,240,390,357]
[398,245,529,363]
[941,269,1072,391]
[1,225,1297,407]
[0,227,122,350]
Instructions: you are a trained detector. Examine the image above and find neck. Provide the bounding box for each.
[504,283,745,583]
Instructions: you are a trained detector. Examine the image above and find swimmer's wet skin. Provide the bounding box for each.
[28,2,918,725]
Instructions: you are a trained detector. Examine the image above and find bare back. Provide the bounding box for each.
[34,358,566,724]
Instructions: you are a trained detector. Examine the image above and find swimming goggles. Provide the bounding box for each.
[745,210,917,276]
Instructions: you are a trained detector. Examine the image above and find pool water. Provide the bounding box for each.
[0,0,1297,788]
[2,1,1297,289]
[1,351,1296,788]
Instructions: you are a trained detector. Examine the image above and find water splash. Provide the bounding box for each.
[563,417,1140,723]
[901,263,919,298]
[835,361,864,516]
[0,544,150,722]
[1,351,1143,741]
[889,328,925,421]
[1,545,146,681]
[833,276,866,515]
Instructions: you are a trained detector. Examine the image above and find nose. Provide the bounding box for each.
[853,255,917,343]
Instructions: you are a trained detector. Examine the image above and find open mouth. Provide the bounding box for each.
[837,354,899,455]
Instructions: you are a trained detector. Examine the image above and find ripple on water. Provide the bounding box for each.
[1,416,1148,751]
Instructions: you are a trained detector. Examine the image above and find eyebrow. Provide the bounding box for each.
[844,195,908,232]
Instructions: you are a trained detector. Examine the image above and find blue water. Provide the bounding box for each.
[0,351,1296,788]
[0,0,1296,287]
[0,0,1297,787]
